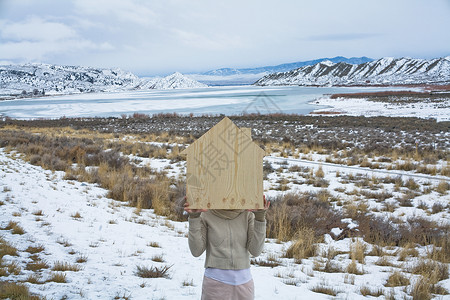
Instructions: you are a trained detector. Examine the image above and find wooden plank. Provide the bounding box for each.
[241,127,252,138]
[185,117,265,209]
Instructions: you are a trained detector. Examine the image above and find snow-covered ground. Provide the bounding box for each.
[1,146,449,299]
[310,96,450,121]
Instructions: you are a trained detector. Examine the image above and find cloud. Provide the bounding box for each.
[170,29,243,51]
[306,33,382,42]
[1,17,77,42]
[0,16,114,62]
[73,0,156,26]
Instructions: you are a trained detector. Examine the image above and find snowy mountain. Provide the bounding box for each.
[201,56,373,76]
[190,57,373,85]
[140,72,207,90]
[0,64,207,97]
[255,57,450,86]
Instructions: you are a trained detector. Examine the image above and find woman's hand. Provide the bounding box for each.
[261,195,270,210]
[250,195,270,222]
[183,196,208,214]
[248,195,270,212]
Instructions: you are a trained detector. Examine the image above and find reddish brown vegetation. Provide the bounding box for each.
[309,111,342,115]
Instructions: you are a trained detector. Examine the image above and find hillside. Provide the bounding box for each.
[255,57,450,86]
[190,57,373,85]
[0,64,206,98]
[139,72,207,90]
[0,116,449,299]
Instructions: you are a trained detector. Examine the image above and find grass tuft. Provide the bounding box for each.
[135,264,172,278]
[46,272,67,283]
[52,261,82,272]
[0,281,42,299]
[385,271,410,287]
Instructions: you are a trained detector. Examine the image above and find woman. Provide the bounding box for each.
[184,196,270,300]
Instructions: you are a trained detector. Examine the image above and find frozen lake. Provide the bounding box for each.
[0,85,402,119]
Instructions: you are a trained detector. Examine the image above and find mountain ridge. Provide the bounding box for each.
[254,56,450,86]
[200,56,374,76]
[0,63,206,98]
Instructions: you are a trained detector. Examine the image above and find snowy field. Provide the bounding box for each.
[1,144,449,299]
[310,96,450,122]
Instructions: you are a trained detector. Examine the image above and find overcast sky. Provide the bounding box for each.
[0,0,449,76]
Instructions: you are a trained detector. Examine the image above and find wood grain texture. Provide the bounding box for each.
[183,117,265,209]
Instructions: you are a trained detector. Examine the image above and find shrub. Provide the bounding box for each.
[267,192,342,242]
[436,181,449,195]
[284,227,318,262]
[410,260,448,284]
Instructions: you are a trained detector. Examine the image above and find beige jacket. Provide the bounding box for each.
[188,211,266,270]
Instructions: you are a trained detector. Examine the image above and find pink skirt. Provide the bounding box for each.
[201,276,254,300]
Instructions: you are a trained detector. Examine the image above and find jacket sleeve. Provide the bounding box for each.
[247,213,266,257]
[188,215,207,257]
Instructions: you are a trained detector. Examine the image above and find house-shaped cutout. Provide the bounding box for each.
[180,117,265,209]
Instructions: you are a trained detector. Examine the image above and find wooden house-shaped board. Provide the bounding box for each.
[180,117,265,209]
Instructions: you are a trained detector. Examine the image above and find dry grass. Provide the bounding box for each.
[251,253,283,268]
[0,237,18,258]
[147,241,161,248]
[56,237,72,247]
[409,277,448,300]
[32,210,44,216]
[151,254,165,263]
[46,272,67,283]
[436,180,449,195]
[349,239,366,264]
[4,261,21,275]
[0,281,42,299]
[310,283,339,296]
[360,286,384,297]
[52,261,82,272]
[71,211,82,219]
[427,236,449,263]
[346,259,364,275]
[3,221,25,235]
[134,264,172,279]
[23,273,44,284]
[76,254,88,263]
[25,260,50,271]
[375,256,396,267]
[385,271,410,287]
[409,260,448,284]
[25,244,45,254]
[284,227,318,262]
[398,243,419,261]
[267,192,342,242]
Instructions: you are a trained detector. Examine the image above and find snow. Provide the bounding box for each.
[310,96,450,121]
[0,64,207,98]
[140,72,207,90]
[1,144,449,299]
[256,56,450,86]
